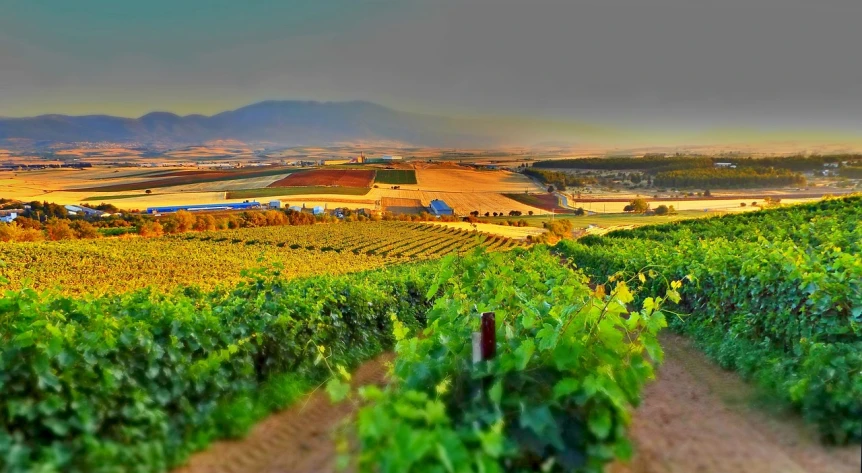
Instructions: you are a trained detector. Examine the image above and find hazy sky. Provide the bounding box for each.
[2,0,861,132]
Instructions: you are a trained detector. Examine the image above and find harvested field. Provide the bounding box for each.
[422,221,547,240]
[227,187,370,199]
[82,194,153,201]
[72,167,298,192]
[415,168,541,192]
[381,197,425,214]
[503,193,574,213]
[374,169,417,185]
[268,169,375,188]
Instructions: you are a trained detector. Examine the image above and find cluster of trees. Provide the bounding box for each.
[523,168,596,190]
[530,219,575,244]
[654,167,806,189]
[0,218,102,242]
[495,219,531,227]
[468,210,533,218]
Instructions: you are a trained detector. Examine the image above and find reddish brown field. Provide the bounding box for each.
[268,169,375,188]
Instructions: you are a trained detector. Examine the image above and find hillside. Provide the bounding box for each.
[0,101,491,147]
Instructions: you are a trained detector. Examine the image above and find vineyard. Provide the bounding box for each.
[1,197,859,473]
[0,222,525,294]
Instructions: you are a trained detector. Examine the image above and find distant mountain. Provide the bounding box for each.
[0,101,494,147]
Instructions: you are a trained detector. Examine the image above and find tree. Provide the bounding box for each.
[704,189,712,197]
[145,189,152,194]
[70,220,99,239]
[528,210,533,216]
[628,198,649,213]
[654,205,669,216]
[574,207,586,216]
[138,221,164,237]
[45,219,76,241]
[547,185,555,193]
[484,212,490,217]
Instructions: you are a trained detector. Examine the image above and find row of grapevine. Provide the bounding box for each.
[555,196,862,443]
[331,247,676,472]
[0,262,437,472]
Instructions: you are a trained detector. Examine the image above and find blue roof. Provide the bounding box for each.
[146,202,260,213]
[429,200,453,212]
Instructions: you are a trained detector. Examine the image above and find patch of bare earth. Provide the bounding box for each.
[173,355,392,473]
[609,333,860,473]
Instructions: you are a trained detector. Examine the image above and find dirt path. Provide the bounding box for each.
[174,337,860,473]
[610,333,860,473]
[173,354,392,473]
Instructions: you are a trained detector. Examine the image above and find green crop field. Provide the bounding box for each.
[225,186,371,199]
[374,169,417,185]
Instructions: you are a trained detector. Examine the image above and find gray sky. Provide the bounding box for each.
[2,0,861,133]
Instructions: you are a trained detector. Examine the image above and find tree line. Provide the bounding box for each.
[523,168,596,189]
[653,167,806,189]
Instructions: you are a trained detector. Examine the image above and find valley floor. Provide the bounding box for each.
[172,335,861,473]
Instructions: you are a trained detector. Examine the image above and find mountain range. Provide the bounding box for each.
[0,101,504,148]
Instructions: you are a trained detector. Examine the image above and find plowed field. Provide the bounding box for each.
[268,169,375,188]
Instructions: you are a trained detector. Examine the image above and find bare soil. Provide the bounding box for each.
[173,355,392,473]
[609,333,860,473]
[173,336,861,473]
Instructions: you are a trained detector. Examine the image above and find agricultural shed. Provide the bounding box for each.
[429,199,454,216]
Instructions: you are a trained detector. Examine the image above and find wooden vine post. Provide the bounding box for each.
[472,311,496,364]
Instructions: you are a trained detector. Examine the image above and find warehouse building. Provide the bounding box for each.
[145,201,261,214]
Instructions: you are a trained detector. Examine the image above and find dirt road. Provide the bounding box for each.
[174,336,861,473]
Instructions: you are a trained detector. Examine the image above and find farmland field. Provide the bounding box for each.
[415,167,541,192]
[268,169,375,188]
[374,169,417,185]
[225,186,371,199]
[73,167,298,192]
[503,192,574,212]
[0,221,522,294]
[381,197,425,214]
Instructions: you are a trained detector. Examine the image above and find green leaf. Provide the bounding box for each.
[514,339,535,370]
[488,380,502,406]
[588,406,612,440]
[552,378,580,400]
[326,378,350,403]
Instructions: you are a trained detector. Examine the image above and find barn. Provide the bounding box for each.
[429,199,454,216]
